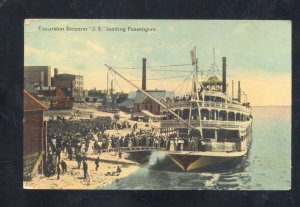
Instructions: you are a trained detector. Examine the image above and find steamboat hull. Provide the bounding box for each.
[167,150,247,172]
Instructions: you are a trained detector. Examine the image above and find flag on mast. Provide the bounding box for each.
[190,46,196,65]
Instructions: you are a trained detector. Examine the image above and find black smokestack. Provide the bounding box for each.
[54,68,58,76]
[232,80,234,99]
[222,57,227,93]
[142,58,147,90]
[238,81,241,102]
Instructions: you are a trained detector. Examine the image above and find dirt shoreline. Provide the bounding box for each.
[23,153,140,190]
[24,104,155,189]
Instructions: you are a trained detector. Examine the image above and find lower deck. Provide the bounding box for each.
[168,149,247,157]
[161,119,252,154]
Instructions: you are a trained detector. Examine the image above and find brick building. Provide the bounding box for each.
[134,90,167,115]
[54,73,84,102]
[24,66,51,87]
[36,86,73,110]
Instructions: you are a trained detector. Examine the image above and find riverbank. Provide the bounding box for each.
[23,153,140,189]
[44,103,160,131]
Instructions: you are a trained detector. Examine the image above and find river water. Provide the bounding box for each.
[103,106,291,190]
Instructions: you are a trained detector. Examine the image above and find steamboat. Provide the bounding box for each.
[106,48,253,171]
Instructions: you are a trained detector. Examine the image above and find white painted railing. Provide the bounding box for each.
[93,146,165,154]
[204,142,237,152]
[164,101,251,113]
[160,119,250,129]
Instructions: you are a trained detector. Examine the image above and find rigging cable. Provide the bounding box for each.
[183,75,192,96]
[114,63,191,70]
[177,73,193,96]
[173,69,195,93]
[113,72,123,92]
[129,75,185,81]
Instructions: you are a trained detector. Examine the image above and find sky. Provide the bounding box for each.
[24,19,291,106]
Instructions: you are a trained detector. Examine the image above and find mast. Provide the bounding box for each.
[104,64,196,130]
[195,58,203,137]
[190,47,203,137]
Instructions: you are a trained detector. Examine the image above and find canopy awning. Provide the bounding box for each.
[141,110,160,118]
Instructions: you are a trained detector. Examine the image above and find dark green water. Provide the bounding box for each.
[103,106,291,190]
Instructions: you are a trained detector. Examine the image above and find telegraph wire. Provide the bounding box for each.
[129,75,185,81]
[147,63,191,68]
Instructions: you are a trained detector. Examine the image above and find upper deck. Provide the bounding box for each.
[164,100,251,114]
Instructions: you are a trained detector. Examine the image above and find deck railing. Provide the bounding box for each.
[160,119,250,129]
[93,146,165,154]
[203,142,238,152]
[164,100,251,113]
[164,101,191,108]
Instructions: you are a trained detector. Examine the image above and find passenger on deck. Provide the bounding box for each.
[169,140,175,152]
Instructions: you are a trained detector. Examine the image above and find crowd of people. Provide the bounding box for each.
[45,115,204,179]
[45,116,113,177]
[163,90,204,103]
[92,132,203,153]
[163,95,194,103]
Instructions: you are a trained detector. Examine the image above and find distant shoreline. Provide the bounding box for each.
[252,105,291,108]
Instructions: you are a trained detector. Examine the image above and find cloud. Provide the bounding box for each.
[24,45,66,62]
[85,40,106,54]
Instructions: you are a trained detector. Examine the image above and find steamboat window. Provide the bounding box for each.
[203,129,215,139]
[214,97,220,102]
[217,130,239,141]
[204,96,209,101]
[228,112,235,121]
[219,111,227,121]
[210,109,218,120]
[182,109,190,119]
[191,108,199,119]
[201,109,209,120]
[236,113,241,121]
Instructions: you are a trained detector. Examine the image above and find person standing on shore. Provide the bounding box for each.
[56,146,61,163]
[95,157,100,171]
[61,160,67,173]
[68,146,73,160]
[83,160,88,179]
[116,166,121,175]
[76,153,82,169]
[57,164,61,180]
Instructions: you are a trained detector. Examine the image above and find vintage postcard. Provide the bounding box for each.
[23,19,291,190]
